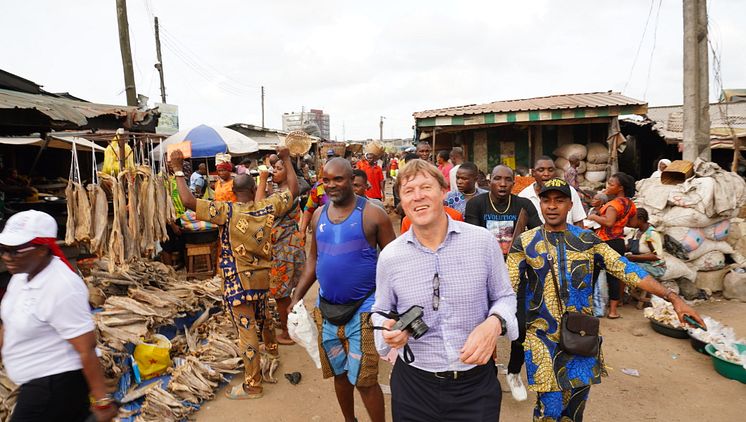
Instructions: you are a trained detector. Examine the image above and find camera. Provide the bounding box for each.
[391,305,429,340]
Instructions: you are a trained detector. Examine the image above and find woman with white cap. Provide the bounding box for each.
[651,158,671,178]
[0,210,115,421]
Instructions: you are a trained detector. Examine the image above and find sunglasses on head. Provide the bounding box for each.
[0,244,39,257]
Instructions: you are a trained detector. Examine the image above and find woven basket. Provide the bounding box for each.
[365,141,385,156]
[284,130,312,157]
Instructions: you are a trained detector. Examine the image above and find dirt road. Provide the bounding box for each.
[195,294,746,422]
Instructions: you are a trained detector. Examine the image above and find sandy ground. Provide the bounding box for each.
[194,296,746,422]
[196,182,746,421]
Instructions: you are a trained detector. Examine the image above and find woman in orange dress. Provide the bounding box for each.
[214,161,237,202]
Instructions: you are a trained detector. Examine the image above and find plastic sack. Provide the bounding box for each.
[288,301,321,369]
[593,270,609,317]
[133,334,172,381]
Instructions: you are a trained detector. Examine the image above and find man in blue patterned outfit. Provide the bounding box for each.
[506,178,705,421]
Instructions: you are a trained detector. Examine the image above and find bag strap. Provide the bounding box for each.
[542,228,564,314]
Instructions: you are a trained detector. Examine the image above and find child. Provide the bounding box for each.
[584,192,609,230]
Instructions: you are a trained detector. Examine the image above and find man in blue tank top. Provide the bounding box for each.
[290,158,396,422]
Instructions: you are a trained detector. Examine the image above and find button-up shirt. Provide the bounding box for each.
[507,225,648,392]
[372,217,518,372]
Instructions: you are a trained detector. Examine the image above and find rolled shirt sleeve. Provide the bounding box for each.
[487,238,518,341]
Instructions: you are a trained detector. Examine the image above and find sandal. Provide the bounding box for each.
[607,314,622,320]
[277,335,296,346]
[224,384,263,400]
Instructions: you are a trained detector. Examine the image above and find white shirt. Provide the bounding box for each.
[449,164,461,192]
[1,257,94,385]
[518,182,587,224]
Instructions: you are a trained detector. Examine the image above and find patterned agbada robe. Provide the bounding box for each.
[195,191,293,305]
[507,224,648,392]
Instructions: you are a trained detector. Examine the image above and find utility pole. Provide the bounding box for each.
[154,16,167,103]
[379,116,385,143]
[116,0,137,107]
[682,0,711,162]
[261,86,265,129]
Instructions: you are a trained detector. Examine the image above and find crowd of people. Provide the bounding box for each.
[0,139,706,421]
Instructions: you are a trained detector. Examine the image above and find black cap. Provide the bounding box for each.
[539,178,572,198]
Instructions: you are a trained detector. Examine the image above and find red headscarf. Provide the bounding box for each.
[31,237,74,271]
[216,162,233,172]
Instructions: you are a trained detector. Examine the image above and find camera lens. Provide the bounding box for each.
[408,318,429,340]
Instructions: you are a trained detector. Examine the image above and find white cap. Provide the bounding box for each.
[0,210,58,246]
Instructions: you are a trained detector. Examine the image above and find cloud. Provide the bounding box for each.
[1,1,745,140]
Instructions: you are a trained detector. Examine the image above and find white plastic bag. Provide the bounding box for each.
[288,300,321,369]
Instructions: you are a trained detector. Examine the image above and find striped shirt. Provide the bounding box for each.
[372,217,518,372]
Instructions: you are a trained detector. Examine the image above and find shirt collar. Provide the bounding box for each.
[21,256,59,290]
[403,214,462,246]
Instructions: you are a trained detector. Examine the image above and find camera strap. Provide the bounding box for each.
[373,311,416,364]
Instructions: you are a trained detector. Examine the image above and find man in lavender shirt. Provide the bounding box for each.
[372,159,518,421]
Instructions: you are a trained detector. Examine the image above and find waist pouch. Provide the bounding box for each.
[559,311,601,357]
[318,289,375,326]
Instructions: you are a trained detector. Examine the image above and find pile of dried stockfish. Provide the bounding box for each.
[167,356,223,404]
[132,383,192,422]
[0,365,18,422]
[85,258,179,298]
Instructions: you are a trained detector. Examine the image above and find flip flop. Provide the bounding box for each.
[607,314,622,320]
[224,385,263,400]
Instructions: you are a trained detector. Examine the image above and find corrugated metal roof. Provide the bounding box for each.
[413,91,646,119]
[0,88,140,126]
[644,101,746,143]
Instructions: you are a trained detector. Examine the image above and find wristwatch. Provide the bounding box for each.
[174,171,185,177]
[490,313,508,336]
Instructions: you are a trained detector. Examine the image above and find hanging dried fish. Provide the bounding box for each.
[73,182,92,243]
[88,183,109,256]
[100,173,125,271]
[64,181,76,245]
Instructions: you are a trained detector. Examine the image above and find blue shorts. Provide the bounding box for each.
[313,297,379,387]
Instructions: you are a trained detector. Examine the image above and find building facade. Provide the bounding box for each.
[282,109,330,139]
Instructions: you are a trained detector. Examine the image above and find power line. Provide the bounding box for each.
[643,0,663,100]
[622,0,656,93]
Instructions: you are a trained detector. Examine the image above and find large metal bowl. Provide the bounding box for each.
[649,319,689,339]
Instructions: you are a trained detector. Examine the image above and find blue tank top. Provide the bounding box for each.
[316,196,377,306]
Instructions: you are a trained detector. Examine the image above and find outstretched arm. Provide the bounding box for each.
[169,150,197,211]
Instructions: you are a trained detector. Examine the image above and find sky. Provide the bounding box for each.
[2,1,745,140]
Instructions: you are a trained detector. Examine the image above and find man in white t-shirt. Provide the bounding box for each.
[518,156,587,225]
[448,146,464,192]
[0,210,116,422]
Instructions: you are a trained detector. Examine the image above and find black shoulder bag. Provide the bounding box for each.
[542,229,601,357]
[318,289,376,326]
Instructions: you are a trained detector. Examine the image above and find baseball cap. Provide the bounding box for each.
[539,178,572,198]
[0,210,58,246]
[326,148,335,156]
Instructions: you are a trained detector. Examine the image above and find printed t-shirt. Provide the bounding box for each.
[464,193,541,255]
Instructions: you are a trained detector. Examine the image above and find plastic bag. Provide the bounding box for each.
[593,270,609,317]
[133,334,172,380]
[288,301,321,369]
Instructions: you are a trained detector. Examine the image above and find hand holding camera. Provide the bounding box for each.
[381,319,409,349]
[378,305,429,349]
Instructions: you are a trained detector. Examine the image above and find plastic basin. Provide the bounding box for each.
[705,343,746,384]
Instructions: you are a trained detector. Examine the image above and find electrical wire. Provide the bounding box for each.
[643,0,663,100]
[622,0,656,94]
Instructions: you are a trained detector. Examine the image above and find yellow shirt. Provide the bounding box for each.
[196,191,293,305]
[102,141,135,176]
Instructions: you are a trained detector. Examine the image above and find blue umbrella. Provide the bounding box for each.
[153,124,259,159]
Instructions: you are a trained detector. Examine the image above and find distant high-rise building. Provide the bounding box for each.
[282,109,330,139]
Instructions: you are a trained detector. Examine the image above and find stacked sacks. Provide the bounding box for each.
[636,159,746,295]
[584,143,610,187]
[553,143,587,182]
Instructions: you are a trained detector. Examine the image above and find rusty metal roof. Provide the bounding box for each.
[0,88,143,127]
[413,91,646,119]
